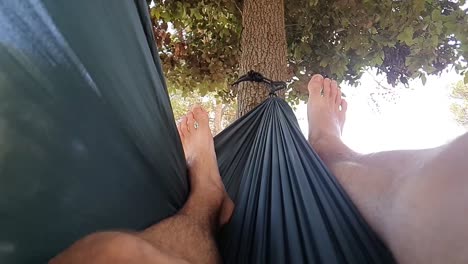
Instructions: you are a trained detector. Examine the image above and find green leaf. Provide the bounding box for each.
[319,57,330,67]
[299,42,312,55]
[434,21,443,34]
[431,9,442,21]
[192,8,203,20]
[464,72,468,84]
[430,35,439,48]
[413,0,425,13]
[397,27,415,45]
[151,8,160,19]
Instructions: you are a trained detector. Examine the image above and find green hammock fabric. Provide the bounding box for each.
[0,1,395,263]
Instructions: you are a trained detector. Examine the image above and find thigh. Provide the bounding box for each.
[50,231,189,264]
[389,133,468,263]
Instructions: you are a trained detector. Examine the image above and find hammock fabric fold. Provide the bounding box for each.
[0,1,394,263]
[216,98,394,263]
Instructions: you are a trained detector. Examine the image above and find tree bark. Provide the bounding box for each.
[236,0,288,117]
[213,102,224,135]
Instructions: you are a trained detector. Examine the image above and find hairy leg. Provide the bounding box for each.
[307,74,468,264]
[50,106,234,264]
[50,231,189,264]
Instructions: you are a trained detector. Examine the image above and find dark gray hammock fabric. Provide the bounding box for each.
[0,0,394,263]
[216,98,394,263]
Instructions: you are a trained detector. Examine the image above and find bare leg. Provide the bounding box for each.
[50,106,234,264]
[138,106,234,263]
[307,74,468,264]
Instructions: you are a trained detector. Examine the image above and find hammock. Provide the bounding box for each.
[0,1,395,263]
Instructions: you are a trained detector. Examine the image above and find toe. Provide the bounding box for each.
[339,99,348,132]
[180,115,188,135]
[330,80,338,103]
[186,112,195,133]
[191,104,204,112]
[340,98,348,113]
[177,121,182,135]
[336,89,342,109]
[307,74,324,97]
[322,78,331,98]
[192,105,209,125]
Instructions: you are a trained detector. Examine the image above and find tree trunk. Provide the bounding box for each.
[213,102,224,135]
[236,0,288,117]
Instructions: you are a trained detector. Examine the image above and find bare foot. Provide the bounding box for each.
[177,106,234,226]
[307,74,349,161]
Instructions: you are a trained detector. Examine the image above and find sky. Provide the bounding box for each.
[295,69,466,154]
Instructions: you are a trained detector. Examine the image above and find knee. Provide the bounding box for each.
[50,232,152,264]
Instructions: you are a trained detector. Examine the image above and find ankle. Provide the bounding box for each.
[309,135,356,164]
[191,181,225,203]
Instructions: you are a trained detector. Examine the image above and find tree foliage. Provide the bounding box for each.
[150,0,241,101]
[150,0,468,101]
[450,80,468,126]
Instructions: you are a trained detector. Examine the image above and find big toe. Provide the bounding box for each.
[308,74,324,99]
[191,105,209,124]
